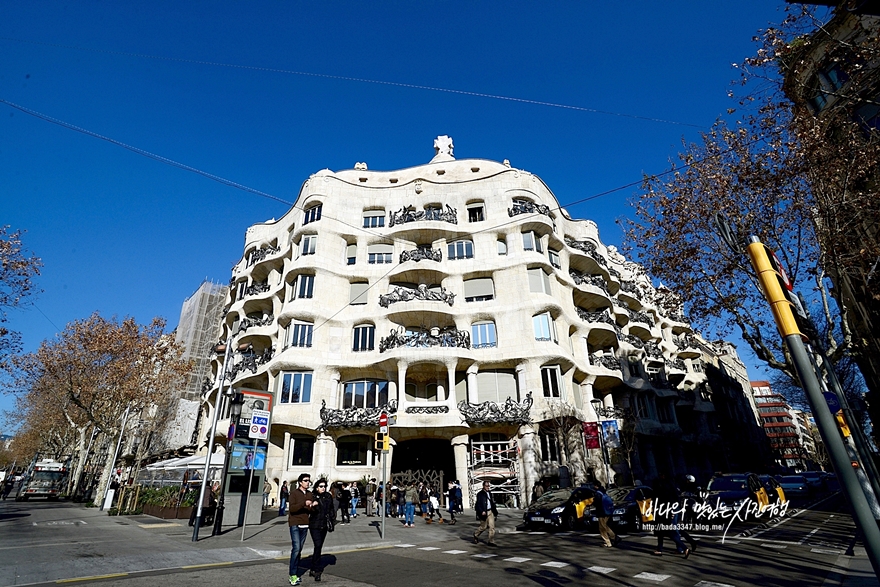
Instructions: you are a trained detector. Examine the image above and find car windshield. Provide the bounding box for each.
[708,477,746,491]
[536,489,571,504]
[607,488,634,502]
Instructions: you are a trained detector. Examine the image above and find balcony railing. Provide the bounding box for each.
[565,237,609,268]
[643,341,663,359]
[389,204,457,227]
[248,246,280,266]
[318,400,398,430]
[628,309,653,325]
[576,307,615,325]
[399,246,442,263]
[379,326,470,352]
[620,281,638,295]
[590,354,621,371]
[379,285,455,308]
[666,357,686,371]
[238,314,274,332]
[227,345,274,380]
[244,281,270,297]
[620,333,645,348]
[457,391,533,425]
[570,270,610,294]
[508,200,552,219]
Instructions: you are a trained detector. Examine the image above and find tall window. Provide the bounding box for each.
[475,370,517,403]
[464,277,494,302]
[342,379,389,409]
[279,371,313,404]
[300,235,317,256]
[523,231,543,253]
[541,365,563,398]
[406,383,440,402]
[497,239,508,255]
[528,268,552,294]
[290,274,314,300]
[367,243,393,264]
[657,399,676,424]
[303,204,322,225]
[549,249,561,269]
[288,321,313,348]
[336,436,369,466]
[472,321,497,349]
[350,282,368,305]
[533,312,557,342]
[290,435,315,466]
[353,324,375,351]
[346,244,357,265]
[448,240,474,260]
[467,203,485,223]
[539,430,560,462]
[363,212,385,228]
[636,393,652,419]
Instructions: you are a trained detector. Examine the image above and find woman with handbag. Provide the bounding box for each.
[308,478,336,581]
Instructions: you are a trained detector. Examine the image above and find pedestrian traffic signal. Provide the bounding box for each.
[374,432,389,451]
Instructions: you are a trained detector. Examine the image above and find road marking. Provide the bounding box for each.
[418,546,440,550]
[799,528,820,545]
[587,566,615,574]
[541,561,569,568]
[504,556,532,562]
[56,573,128,583]
[811,548,843,554]
[633,572,670,581]
[137,523,179,528]
[528,531,548,535]
[472,553,497,558]
[716,539,740,544]
[763,544,787,549]
[694,582,735,587]
[395,544,416,548]
[181,562,234,569]
[443,550,468,554]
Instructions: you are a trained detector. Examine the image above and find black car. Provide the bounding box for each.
[589,486,654,532]
[705,473,769,516]
[523,486,595,530]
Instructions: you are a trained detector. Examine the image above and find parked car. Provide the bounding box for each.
[523,486,595,530]
[758,475,788,506]
[705,473,769,515]
[777,475,810,497]
[824,475,841,493]
[800,471,827,494]
[589,486,654,531]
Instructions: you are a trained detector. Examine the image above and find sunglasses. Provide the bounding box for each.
[316,485,326,488]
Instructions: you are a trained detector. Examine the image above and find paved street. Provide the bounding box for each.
[0,494,876,587]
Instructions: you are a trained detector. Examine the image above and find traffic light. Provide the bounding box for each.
[836,410,852,438]
[746,240,803,339]
[374,432,386,451]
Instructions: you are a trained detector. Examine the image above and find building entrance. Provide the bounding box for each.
[390,438,456,492]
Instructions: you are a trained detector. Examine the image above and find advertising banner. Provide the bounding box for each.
[582,422,600,449]
[601,420,621,449]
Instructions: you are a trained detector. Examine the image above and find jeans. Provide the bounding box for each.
[263,492,269,508]
[279,498,288,516]
[405,502,415,525]
[289,525,309,577]
[309,527,327,572]
[350,497,359,516]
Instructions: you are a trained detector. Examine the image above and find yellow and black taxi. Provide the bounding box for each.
[523,486,595,530]
[705,473,770,516]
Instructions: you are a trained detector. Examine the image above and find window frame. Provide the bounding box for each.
[303,204,323,225]
[287,320,314,348]
[448,240,474,260]
[467,203,485,223]
[290,434,316,467]
[363,212,386,228]
[533,311,557,343]
[472,321,497,349]
[342,379,390,409]
[300,235,317,256]
[527,267,552,295]
[290,274,315,300]
[352,324,375,352]
[541,365,563,398]
[523,231,544,253]
[548,249,561,269]
[278,371,313,404]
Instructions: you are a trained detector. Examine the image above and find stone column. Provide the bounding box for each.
[518,424,539,507]
[314,432,335,478]
[466,365,479,403]
[396,361,409,412]
[445,363,456,407]
[451,434,471,510]
[516,364,528,401]
[282,431,291,479]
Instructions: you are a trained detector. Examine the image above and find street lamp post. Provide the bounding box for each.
[589,399,612,485]
[214,392,244,535]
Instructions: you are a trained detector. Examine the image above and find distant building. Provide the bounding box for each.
[751,381,809,470]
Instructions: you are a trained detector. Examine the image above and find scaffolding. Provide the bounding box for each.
[467,438,521,508]
[175,281,228,402]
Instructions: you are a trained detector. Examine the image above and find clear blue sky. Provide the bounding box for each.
[0,1,812,418]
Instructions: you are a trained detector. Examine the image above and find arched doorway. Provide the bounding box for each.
[390,438,456,491]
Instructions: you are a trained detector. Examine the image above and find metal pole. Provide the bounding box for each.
[381,451,386,540]
[101,405,131,511]
[241,438,257,541]
[72,426,100,500]
[192,338,234,542]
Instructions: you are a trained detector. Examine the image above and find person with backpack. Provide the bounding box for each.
[446,480,458,525]
[594,485,621,548]
[366,478,377,516]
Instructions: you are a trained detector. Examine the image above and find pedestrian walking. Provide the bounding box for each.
[531,480,544,504]
[397,484,406,518]
[279,480,290,516]
[418,482,429,518]
[652,473,690,558]
[593,485,621,547]
[263,479,272,508]
[429,488,443,523]
[288,473,314,586]
[453,480,463,513]
[473,480,498,546]
[2,476,15,500]
[366,478,377,516]
[388,483,399,517]
[445,481,457,525]
[404,481,418,527]
[376,482,384,516]
[339,482,351,524]
[349,482,360,518]
[307,478,335,582]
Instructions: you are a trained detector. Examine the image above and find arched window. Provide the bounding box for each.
[303,204,323,225]
[448,240,474,260]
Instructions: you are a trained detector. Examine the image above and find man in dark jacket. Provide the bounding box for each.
[472,480,498,546]
[288,473,314,585]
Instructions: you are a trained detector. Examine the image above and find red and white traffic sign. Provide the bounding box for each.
[379,412,388,434]
[771,251,793,291]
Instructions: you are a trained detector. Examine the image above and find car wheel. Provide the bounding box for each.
[563,512,577,531]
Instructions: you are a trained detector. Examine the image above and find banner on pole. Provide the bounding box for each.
[582,422,600,449]
[601,420,621,449]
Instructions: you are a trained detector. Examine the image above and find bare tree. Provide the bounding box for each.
[0,226,41,370]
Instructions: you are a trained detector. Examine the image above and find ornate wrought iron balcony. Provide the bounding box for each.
[643,341,663,359]
[620,281,639,295]
[620,333,645,348]
[227,345,274,380]
[576,307,615,325]
[570,270,610,294]
[238,314,274,332]
[405,405,450,414]
[590,354,621,371]
[628,309,653,325]
[379,326,470,353]
[389,204,457,226]
[318,400,399,430]
[666,357,686,371]
[457,392,533,425]
[248,246,281,266]
[594,405,635,420]
[399,246,442,263]
[244,281,270,297]
[508,200,552,219]
[565,237,609,268]
[379,285,455,308]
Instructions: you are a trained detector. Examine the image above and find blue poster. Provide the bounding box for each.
[601,420,621,449]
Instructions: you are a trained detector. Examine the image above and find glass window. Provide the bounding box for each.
[346,244,357,265]
[288,321,313,348]
[367,243,394,264]
[342,379,389,409]
[300,235,317,256]
[472,321,497,349]
[363,212,385,228]
[657,399,676,424]
[303,204,322,225]
[541,365,563,398]
[528,267,552,294]
[336,436,369,466]
[497,239,507,255]
[279,371,313,404]
[467,204,485,223]
[523,231,543,253]
[464,277,494,302]
[475,370,517,403]
[290,435,315,466]
[290,274,314,300]
[425,205,442,220]
[353,324,375,351]
[350,282,368,305]
[406,382,440,401]
[539,430,559,462]
[533,312,556,342]
[448,240,474,260]
[549,249,561,269]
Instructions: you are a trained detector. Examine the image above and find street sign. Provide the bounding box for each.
[771,251,793,291]
[379,412,388,434]
[248,408,271,440]
[823,392,841,413]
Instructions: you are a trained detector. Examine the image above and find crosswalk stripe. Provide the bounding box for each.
[811,548,843,554]
[541,561,569,568]
[634,572,671,581]
[504,557,532,563]
[587,566,615,574]
[418,547,440,551]
[763,544,787,549]
[394,544,416,548]
[694,582,735,587]
[472,553,497,558]
[443,550,468,554]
